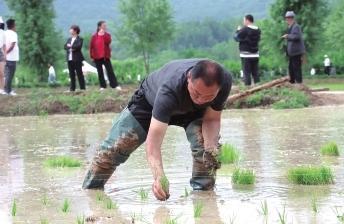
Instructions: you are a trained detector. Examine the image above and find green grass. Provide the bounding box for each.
[96,191,105,202]
[42,194,48,206]
[11,199,17,217]
[61,199,70,213]
[272,88,310,109]
[287,166,334,185]
[320,142,340,156]
[104,198,117,210]
[165,217,178,224]
[232,168,255,185]
[218,144,239,164]
[138,188,148,201]
[193,201,203,218]
[160,175,170,195]
[76,215,85,224]
[44,156,81,168]
[307,83,344,91]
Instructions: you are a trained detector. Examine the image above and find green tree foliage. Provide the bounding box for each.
[260,0,328,68]
[6,0,62,82]
[324,0,344,66]
[117,0,174,74]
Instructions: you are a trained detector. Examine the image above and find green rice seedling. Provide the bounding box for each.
[287,166,334,185]
[160,175,169,194]
[42,194,48,206]
[164,217,178,224]
[11,199,17,217]
[218,144,239,164]
[138,188,148,201]
[40,218,49,224]
[76,215,85,224]
[232,168,255,185]
[311,196,318,213]
[193,201,203,218]
[277,205,287,224]
[228,212,237,224]
[44,156,81,168]
[320,142,340,156]
[183,187,190,198]
[61,199,70,213]
[257,200,268,217]
[333,207,344,223]
[104,198,117,210]
[96,191,105,202]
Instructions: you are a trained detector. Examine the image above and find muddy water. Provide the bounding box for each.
[0,106,343,224]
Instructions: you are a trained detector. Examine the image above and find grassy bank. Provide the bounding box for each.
[304,77,344,91]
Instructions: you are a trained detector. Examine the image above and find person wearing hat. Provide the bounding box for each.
[282,11,305,84]
[323,55,331,76]
[0,16,6,94]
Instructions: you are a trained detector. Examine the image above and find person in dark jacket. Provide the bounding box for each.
[90,21,121,91]
[234,14,261,86]
[64,25,86,91]
[282,11,306,84]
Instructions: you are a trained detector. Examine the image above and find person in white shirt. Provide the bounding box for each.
[323,55,331,76]
[48,63,56,85]
[0,16,6,94]
[4,19,19,96]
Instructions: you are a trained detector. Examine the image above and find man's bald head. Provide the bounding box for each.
[189,60,225,87]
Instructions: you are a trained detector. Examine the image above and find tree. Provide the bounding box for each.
[260,0,328,66]
[6,0,62,82]
[325,0,344,52]
[117,0,174,74]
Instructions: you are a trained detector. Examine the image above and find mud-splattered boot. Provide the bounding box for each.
[82,108,147,189]
[185,119,220,191]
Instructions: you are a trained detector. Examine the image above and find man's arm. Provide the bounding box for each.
[6,42,15,54]
[145,117,169,200]
[286,25,302,41]
[202,107,222,151]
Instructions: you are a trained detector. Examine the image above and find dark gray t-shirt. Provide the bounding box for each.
[141,59,232,123]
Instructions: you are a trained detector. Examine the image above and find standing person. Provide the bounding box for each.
[90,21,121,91]
[323,55,331,76]
[0,17,6,94]
[234,14,261,87]
[82,59,232,201]
[4,19,19,96]
[64,25,86,92]
[282,11,306,84]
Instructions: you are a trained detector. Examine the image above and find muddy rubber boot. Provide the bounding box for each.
[185,119,219,191]
[82,108,147,189]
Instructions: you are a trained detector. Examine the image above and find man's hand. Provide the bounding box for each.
[281,34,288,39]
[152,176,170,201]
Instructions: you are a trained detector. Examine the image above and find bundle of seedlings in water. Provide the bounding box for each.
[320,142,340,156]
[40,218,49,224]
[287,165,334,185]
[218,143,239,164]
[138,188,148,201]
[104,198,117,210]
[160,175,170,195]
[44,156,81,168]
[77,215,85,224]
[11,199,17,217]
[232,168,255,185]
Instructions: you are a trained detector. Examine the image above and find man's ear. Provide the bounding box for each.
[187,71,192,80]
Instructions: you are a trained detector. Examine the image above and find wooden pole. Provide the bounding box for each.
[227,76,290,104]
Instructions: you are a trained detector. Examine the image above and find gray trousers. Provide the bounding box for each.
[4,61,17,94]
[82,108,218,191]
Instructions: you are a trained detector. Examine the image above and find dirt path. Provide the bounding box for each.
[310,91,344,106]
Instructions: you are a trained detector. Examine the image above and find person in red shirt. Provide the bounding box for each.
[90,21,121,90]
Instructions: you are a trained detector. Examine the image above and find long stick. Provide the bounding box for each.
[227,76,290,104]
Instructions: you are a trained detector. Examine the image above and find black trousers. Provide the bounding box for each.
[288,54,303,83]
[68,61,85,91]
[241,57,259,86]
[324,66,331,76]
[94,58,118,88]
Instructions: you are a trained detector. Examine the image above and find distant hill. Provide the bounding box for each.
[0,0,273,34]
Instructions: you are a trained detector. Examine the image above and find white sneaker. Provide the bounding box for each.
[115,86,122,91]
[99,88,105,91]
[9,91,17,96]
[0,89,6,95]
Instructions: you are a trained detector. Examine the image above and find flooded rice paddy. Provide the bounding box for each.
[0,106,343,224]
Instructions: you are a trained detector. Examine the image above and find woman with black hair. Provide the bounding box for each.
[90,21,121,91]
[64,25,86,92]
